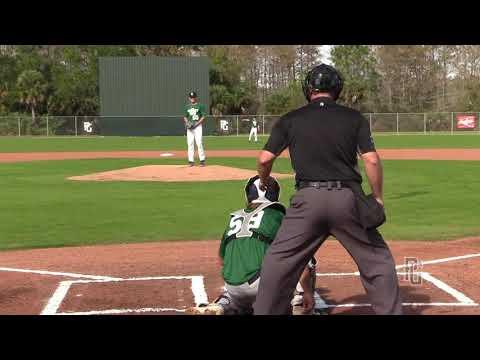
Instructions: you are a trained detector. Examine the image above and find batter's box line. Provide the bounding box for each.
[56,308,187,315]
[315,271,478,308]
[41,275,208,316]
[0,266,122,281]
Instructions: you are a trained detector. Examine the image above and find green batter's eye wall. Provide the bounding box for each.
[99,56,210,136]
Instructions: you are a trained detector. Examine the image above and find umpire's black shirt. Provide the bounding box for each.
[264,97,376,184]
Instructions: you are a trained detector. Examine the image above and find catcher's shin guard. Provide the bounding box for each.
[291,258,326,315]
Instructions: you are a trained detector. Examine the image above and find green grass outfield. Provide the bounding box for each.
[1,133,480,153]
[1,157,479,251]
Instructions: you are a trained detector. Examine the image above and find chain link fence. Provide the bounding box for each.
[1,112,480,136]
[207,115,276,136]
[0,116,101,136]
[365,112,480,134]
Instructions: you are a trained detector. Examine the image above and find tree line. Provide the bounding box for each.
[1,45,480,125]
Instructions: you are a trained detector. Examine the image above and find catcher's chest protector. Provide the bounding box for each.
[230,202,286,238]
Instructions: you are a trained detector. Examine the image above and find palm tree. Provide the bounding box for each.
[16,70,47,124]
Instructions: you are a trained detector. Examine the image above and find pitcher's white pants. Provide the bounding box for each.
[187,125,205,162]
[249,128,258,142]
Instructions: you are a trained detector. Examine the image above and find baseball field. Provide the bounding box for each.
[1,134,480,315]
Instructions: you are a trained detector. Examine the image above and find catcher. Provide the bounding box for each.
[186,175,328,316]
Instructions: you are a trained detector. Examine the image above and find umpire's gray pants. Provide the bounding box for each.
[253,187,403,315]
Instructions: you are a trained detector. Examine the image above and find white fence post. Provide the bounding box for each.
[18,117,20,137]
[396,113,399,135]
[236,115,239,136]
[424,113,427,135]
[369,113,372,132]
[451,112,454,135]
[262,115,265,136]
[46,115,49,136]
[75,116,78,136]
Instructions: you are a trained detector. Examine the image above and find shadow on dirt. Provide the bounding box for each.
[316,285,432,315]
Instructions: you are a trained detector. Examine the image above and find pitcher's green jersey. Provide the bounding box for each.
[184,103,207,124]
[219,203,285,286]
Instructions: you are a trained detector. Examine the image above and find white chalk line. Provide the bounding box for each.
[55,308,186,315]
[41,275,208,315]
[41,281,75,315]
[317,272,358,276]
[0,266,121,281]
[323,302,479,309]
[191,276,209,306]
[314,272,478,308]
[61,276,199,284]
[419,272,476,304]
[316,252,480,278]
[316,252,480,307]
[395,253,480,270]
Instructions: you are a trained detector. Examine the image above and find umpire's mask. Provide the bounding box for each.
[302,63,344,102]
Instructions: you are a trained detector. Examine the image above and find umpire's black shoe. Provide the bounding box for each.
[200,161,206,167]
[189,162,195,167]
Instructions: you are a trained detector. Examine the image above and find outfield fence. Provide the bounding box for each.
[1,112,480,136]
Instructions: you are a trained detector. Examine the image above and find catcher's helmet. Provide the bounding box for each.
[244,175,281,204]
[188,91,198,98]
[302,64,343,102]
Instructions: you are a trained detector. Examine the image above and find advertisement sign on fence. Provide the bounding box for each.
[456,114,477,129]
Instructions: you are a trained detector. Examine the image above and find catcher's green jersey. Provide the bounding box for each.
[184,103,207,124]
[219,203,285,286]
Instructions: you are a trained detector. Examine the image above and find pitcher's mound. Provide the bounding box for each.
[68,165,293,182]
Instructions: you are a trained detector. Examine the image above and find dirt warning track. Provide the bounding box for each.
[2,148,480,163]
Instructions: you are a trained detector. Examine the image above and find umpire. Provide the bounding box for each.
[253,64,403,315]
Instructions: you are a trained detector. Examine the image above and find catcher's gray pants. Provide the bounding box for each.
[218,259,318,315]
[217,278,260,315]
[253,187,403,315]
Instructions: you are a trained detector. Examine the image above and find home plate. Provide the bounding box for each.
[67,165,293,182]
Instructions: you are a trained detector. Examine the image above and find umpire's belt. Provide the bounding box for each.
[296,180,345,190]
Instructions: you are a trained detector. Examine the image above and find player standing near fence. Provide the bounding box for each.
[183,91,207,167]
[249,117,258,142]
